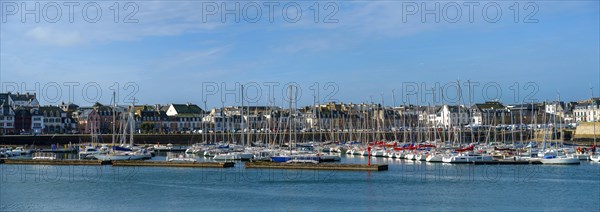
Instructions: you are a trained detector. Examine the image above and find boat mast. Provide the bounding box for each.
[203,100,207,144]
[221,100,225,144]
[457,80,462,146]
[468,80,475,144]
[112,92,116,149]
[392,89,398,142]
[431,88,436,143]
[288,85,293,151]
[592,87,597,146]
[541,101,548,151]
[520,99,524,146]
[129,98,136,147]
[241,84,244,146]
[381,93,385,142]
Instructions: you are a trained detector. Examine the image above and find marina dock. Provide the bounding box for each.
[0,159,234,168]
[245,162,388,171]
[473,160,543,165]
[1,159,107,165]
[112,161,235,168]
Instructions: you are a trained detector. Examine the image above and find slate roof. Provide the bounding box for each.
[473,102,505,111]
[10,93,36,102]
[171,104,204,114]
[39,106,64,117]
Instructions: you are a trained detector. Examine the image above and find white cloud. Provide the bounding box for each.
[154,45,232,71]
[26,27,83,46]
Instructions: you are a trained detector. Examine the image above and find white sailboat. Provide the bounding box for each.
[540,150,580,165]
[538,100,579,165]
[425,152,444,162]
[590,154,600,162]
[442,153,494,163]
[79,121,107,159]
[94,95,148,161]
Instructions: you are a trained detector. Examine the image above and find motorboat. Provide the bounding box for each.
[166,153,197,162]
[154,143,174,151]
[32,152,57,160]
[442,153,494,163]
[213,152,254,161]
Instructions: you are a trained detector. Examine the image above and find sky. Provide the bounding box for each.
[1,0,599,108]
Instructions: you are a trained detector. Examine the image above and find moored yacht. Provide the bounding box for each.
[590,154,600,162]
[442,153,494,163]
[540,156,580,164]
[415,152,428,161]
[32,152,57,160]
[425,153,444,162]
[166,152,197,162]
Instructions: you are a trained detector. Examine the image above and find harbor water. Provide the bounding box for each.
[1,155,599,211]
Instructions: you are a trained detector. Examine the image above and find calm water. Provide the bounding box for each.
[1,155,599,211]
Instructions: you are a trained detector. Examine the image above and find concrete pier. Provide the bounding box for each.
[245,162,388,171]
[112,161,234,168]
[2,159,107,165]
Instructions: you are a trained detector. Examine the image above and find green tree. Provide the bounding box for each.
[140,122,155,134]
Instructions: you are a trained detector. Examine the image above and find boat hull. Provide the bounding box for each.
[94,154,145,161]
[541,157,580,165]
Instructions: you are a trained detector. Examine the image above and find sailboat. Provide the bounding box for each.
[591,146,600,162]
[78,119,108,159]
[213,85,254,161]
[94,95,149,161]
[539,100,579,165]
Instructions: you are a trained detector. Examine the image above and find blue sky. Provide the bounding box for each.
[1,1,598,108]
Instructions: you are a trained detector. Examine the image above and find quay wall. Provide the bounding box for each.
[574,122,600,142]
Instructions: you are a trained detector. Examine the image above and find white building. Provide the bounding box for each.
[40,106,67,133]
[573,99,600,122]
[471,102,506,126]
[164,103,204,131]
[435,105,470,128]
[0,95,14,134]
[30,108,44,134]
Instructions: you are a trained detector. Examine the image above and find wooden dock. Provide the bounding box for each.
[112,161,235,168]
[1,159,107,165]
[473,160,543,165]
[245,162,388,171]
